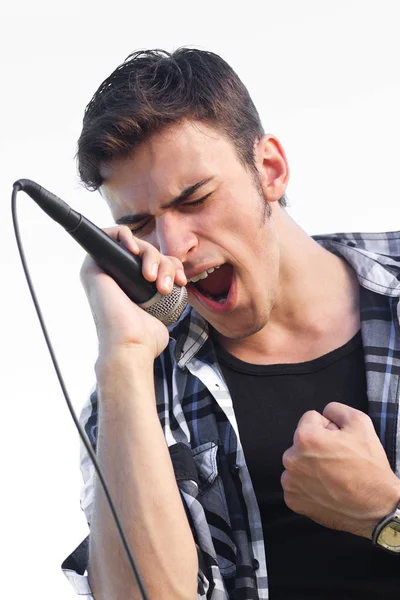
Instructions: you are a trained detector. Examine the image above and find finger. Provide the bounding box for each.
[296,409,325,429]
[134,247,187,291]
[100,227,188,292]
[103,225,140,255]
[325,420,340,431]
[280,469,289,490]
[323,402,371,430]
[294,411,340,447]
[136,241,164,284]
[129,240,183,291]
[293,411,327,448]
[156,255,184,294]
[282,447,295,470]
[118,226,140,254]
[88,226,159,291]
[296,409,339,431]
[103,226,163,289]
[167,256,187,286]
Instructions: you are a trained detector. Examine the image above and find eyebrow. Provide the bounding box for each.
[115,177,214,226]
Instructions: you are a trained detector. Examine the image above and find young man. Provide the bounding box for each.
[63,49,400,599]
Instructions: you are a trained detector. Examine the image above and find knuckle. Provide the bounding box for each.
[297,409,319,428]
[302,409,319,422]
[280,471,297,497]
[135,234,149,247]
[168,255,184,269]
[119,224,132,237]
[103,225,135,246]
[160,255,177,272]
[283,491,296,511]
[141,242,160,261]
[282,449,295,470]
[103,225,122,237]
[350,409,370,427]
[102,225,116,235]
[294,426,317,451]
[280,470,289,489]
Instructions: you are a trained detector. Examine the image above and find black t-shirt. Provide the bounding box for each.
[215,331,399,599]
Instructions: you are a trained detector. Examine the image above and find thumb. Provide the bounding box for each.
[294,410,339,442]
[323,402,363,429]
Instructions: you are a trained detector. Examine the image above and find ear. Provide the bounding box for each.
[254,135,289,203]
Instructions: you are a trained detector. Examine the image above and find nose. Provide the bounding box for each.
[150,211,198,262]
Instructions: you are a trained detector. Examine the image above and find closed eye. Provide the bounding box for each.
[127,193,212,235]
[182,192,212,208]
[129,218,152,236]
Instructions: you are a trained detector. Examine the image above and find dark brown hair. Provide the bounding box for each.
[77,48,286,206]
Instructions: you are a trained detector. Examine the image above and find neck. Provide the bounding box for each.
[216,207,361,364]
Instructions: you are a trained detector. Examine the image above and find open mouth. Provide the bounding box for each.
[187,263,235,310]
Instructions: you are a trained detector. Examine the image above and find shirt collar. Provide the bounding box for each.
[170,231,400,367]
[315,231,400,298]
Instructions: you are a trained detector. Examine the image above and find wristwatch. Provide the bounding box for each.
[372,500,400,553]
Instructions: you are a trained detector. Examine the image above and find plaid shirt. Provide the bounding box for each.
[62,230,400,599]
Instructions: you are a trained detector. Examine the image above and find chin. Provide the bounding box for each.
[210,310,269,341]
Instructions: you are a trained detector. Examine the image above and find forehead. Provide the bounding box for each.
[101,120,238,217]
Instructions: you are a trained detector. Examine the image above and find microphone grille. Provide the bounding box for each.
[139,285,188,326]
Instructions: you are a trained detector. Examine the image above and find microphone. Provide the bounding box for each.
[14,179,188,325]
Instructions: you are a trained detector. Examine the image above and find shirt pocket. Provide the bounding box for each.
[169,441,237,576]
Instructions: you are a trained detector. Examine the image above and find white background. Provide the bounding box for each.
[1,1,399,597]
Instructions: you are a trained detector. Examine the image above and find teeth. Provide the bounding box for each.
[188,265,220,283]
[189,271,208,283]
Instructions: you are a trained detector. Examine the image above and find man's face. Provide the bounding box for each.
[101,120,281,340]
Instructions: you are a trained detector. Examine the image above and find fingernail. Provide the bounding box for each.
[164,276,172,291]
[151,263,158,278]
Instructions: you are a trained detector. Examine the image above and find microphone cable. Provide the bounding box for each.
[11,182,149,600]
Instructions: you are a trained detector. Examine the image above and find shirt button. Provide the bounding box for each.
[230,464,240,475]
[253,558,260,571]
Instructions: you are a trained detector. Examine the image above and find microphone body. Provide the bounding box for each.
[15,179,187,325]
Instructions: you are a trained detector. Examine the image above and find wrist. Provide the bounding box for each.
[363,478,400,539]
[372,499,400,553]
[95,346,158,416]
[95,344,155,381]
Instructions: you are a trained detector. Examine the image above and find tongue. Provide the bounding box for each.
[195,264,233,296]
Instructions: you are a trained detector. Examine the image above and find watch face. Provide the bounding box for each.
[378,521,400,552]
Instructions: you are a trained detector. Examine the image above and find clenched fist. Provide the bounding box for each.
[281,402,400,539]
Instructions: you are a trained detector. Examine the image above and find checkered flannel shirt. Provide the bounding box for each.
[62,230,400,599]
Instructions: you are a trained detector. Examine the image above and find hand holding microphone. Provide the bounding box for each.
[15,179,188,359]
[80,225,188,359]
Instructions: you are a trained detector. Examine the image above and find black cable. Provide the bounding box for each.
[11,182,149,600]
